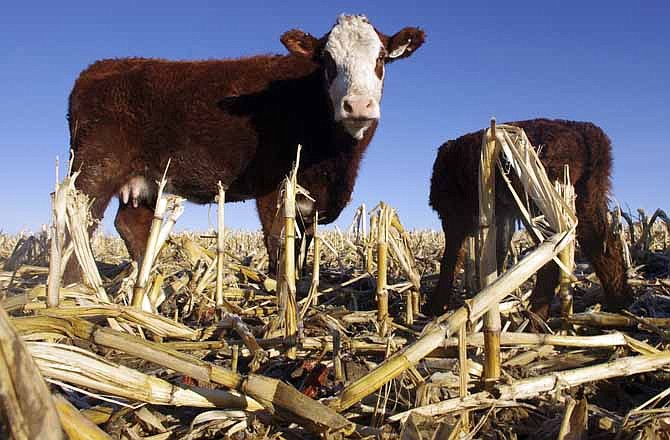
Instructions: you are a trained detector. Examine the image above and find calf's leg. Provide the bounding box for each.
[426,216,471,316]
[114,202,155,265]
[256,187,318,277]
[528,262,560,319]
[496,214,516,274]
[256,190,282,275]
[62,169,115,284]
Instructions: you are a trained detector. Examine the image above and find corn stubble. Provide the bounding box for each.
[1,132,670,439]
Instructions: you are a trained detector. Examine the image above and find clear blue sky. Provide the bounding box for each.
[1,1,668,234]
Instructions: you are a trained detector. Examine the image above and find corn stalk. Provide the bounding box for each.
[14,315,354,436]
[389,352,670,423]
[47,157,68,309]
[375,203,390,336]
[555,165,576,319]
[0,306,64,440]
[29,342,261,410]
[273,145,305,358]
[52,394,111,440]
[216,181,226,308]
[132,160,185,310]
[479,118,502,384]
[334,230,574,411]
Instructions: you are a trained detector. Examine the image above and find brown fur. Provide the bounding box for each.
[427,118,633,317]
[66,20,425,278]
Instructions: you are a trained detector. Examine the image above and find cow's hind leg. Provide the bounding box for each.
[297,227,314,278]
[295,193,318,277]
[528,262,560,319]
[256,190,282,275]
[496,207,559,320]
[114,202,155,266]
[496,214,516,274]
[425,216,471,316]
[62,170,115,284]
[256,189,317,278]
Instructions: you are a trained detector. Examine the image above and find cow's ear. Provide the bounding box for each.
[281,30,319,58]
[386,27,425,61]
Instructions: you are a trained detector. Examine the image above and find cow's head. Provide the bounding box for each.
[281,15,425,139]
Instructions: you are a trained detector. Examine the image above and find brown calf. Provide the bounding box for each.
[427,119,633,317]
[67,15,424,277]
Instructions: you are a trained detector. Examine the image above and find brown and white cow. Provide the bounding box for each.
[67,15,425,276]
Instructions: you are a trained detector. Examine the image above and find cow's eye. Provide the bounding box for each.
[375,52,385,79]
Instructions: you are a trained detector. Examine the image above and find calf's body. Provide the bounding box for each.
[69,56,367,258]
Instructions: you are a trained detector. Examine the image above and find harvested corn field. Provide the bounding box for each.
[2,5,669,440]
[2,182,670,438]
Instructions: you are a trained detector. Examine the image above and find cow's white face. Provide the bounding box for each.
[281,15,425,140]
[323,16,384,139]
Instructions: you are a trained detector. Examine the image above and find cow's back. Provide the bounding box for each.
[68,55,323,203]
[429,118,613,222]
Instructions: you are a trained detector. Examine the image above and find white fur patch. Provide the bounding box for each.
[325,15,384,137]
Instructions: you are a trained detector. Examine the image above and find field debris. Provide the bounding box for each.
[2,143,670,439]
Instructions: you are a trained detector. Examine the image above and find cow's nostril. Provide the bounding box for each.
[366,100,373,109]
[343,100,353,114]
